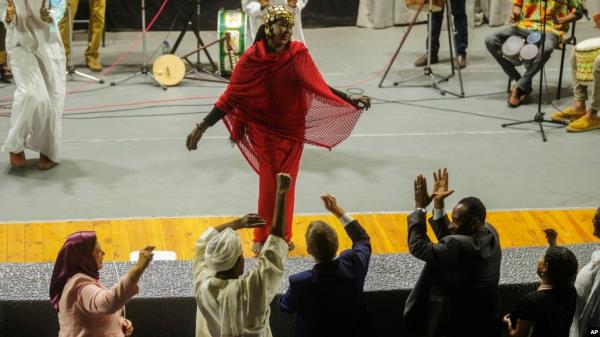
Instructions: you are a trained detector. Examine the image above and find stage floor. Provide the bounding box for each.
[0,24,599,253]
[0,209,597,263]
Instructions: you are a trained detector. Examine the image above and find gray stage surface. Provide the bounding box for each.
[1,23,599,223]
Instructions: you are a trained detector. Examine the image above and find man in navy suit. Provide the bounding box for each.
[278,193,377,337]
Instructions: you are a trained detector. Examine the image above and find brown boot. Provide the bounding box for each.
[38,153,57,170]
[86,57,103,72]
[9,152,26,168]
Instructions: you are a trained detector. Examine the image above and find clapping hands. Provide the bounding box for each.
[414,168,455,209]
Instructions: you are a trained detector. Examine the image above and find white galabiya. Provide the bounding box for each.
[0,0,66,169]
[242,0,307,48]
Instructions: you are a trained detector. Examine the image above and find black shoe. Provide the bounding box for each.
[414,54,438,67]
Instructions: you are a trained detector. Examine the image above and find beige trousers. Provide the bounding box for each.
[571,47,600,111]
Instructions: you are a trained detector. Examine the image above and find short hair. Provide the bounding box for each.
[544,246,578,289]
[305,221,339,262]
[457,197,487,224]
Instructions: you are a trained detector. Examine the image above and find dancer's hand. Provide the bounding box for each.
[186,123,208,151]
[349,95,372,110]
[40,0,53,23]
[321,194,345,218]
[287,0,297,8]
[5,0,15,24]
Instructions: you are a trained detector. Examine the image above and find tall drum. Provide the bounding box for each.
[217,9,247,76]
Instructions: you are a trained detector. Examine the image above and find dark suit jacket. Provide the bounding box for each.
[278,220,377,337]
[404,210,502,337]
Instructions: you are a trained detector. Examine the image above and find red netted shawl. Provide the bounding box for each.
[215,40,362,173]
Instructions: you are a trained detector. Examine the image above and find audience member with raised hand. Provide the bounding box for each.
[192,172,292,337]
[49,231,154,337]
[559,207,600,337]
[503,242,578,337]
[404,168,502,337]
[278,193,377,337]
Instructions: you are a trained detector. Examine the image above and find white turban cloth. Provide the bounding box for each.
[204,228,243,272]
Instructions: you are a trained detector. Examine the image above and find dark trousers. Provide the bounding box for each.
[427,0,468,57]
[485,26,559,93]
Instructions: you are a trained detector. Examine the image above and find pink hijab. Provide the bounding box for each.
[49,231,100,311]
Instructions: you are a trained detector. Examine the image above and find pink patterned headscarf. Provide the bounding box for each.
[49,231,100,311]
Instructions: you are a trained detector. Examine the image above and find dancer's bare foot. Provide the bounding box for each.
[9,152,25,168]
[38,153,57,170]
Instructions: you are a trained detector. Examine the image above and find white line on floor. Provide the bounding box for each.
[7,130,534,145]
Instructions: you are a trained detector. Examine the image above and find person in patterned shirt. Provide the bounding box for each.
[485,0,583,108]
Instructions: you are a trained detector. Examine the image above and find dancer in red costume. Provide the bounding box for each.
[186,5,371,253]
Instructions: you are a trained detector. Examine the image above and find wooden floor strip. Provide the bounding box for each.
[0,209,597,263]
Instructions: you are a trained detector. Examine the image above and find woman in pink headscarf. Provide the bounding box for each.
[49,231,154,337]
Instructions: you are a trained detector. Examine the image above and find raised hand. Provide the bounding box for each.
[432,168,454,209]
[349,95,372,111]
[259,0,270,10]
[5,0,15,24]
[276,172,292,193]
[542,228,558,247]
[414,174,432,209]
[135,246,155,270]
[321,194,345,218]
[186,123,207,151]
[237,213,266,229]
[40,0,53,23]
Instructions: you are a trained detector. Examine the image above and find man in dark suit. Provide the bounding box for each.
[404,168,502,337]
[278,193,377,337]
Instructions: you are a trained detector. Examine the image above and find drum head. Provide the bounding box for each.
[526,32,541,45]
[153,54,186,87]
[520,44,539,62]
[502,36,524,57]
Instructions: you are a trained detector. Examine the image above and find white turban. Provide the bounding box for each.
[204,228,243,272]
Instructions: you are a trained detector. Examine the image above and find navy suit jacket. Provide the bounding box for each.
[278,220,377,337]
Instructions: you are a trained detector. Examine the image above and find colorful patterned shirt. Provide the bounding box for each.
[514,0,583,38]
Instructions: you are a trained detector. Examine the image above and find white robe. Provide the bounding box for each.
[0,0,66,163]
[570,250,600,337]
[241,0,307,49]
[193,228,288,337]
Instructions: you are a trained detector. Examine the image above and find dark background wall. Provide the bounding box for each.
[73,0,359,31]
[0,284,538,337]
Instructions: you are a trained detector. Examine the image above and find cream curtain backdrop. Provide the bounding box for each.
[357,0,512,28]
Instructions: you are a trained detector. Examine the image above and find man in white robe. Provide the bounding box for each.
[0,0,66,170]
[242,0,307,48]
[192,173,291,337]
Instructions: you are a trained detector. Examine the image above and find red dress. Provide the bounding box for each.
[216,40,362,242]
